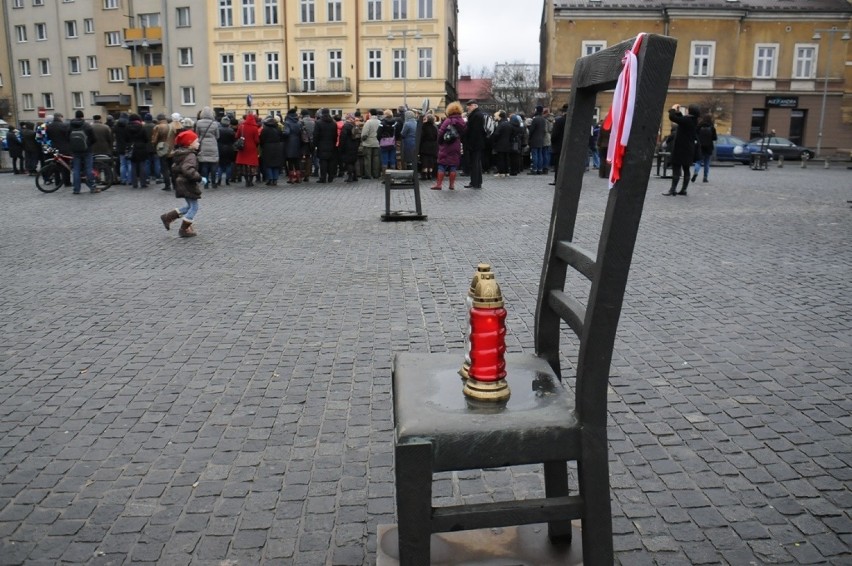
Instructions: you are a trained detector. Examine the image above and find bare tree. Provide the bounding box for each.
[459,64,494,79]
[696,95,730,123]
[491,63,540,115]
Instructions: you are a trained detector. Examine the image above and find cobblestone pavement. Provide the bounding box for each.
[0,161,850,565]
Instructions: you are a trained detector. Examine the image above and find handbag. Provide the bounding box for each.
[233,136,245,151]
[379,135,396,148]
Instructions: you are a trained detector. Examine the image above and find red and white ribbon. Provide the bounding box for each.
[603,33,646,189]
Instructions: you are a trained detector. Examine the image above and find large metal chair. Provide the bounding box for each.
[392,34,677,565]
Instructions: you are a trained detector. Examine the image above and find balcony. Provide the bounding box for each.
[123,26,163,47]
[288,77,351,95]
[128,65,166,85]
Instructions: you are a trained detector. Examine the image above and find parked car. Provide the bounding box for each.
[714,134,767,164]
[747,136,815,160]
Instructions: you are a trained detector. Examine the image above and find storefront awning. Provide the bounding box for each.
[356,96,445,114]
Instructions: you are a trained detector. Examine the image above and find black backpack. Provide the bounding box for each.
[70,128,88,153]
[698,124,714,147]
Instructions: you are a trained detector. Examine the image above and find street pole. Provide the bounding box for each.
[812,28,850,158]
[388,29,421,110]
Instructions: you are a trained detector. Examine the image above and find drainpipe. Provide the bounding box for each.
[283,0,290,111]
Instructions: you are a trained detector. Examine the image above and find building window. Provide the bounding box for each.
[84,18,94,33]
[242,0,255,25]
[793,44,816,79]
[368,49,382,78]
[301,51,315,91]
[178,47,193,66]
[72,92,84,109]
[328,1,341,21]
[33,0,44,5]
[392,0,406,19]
[22,93,34,111]
[139,13,160,27]
[754,44,778,79]
[105,31,121,46]
[87,56,97,70]
[264,0,278,24]
[581,41,606,56]
[68,57,81,74]
[418,47,432,78]
[220,54,235,82]
[19,60,31,77]
[176,7,191,27]
[35,23,47,40]
[42,93,54,109]
[690,42,714,77]
[219,0,233,26]
[328,49,342,79]
[300,0,315,23]
[181,86,195,105]
[13,0,24,7]
[143,51,163,67]
[65,21,78,38]
[103,0,118,9]
[243,53,257,81]
[266,52,280,81]
[393,48,406,79]
[14,25,26,42]
[367,0,381,21]
[107,67,123,81]
[418,0,432,18]
[38,59,50,76]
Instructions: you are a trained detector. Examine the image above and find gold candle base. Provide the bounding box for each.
[458,363,470,380]
[463,377,511,402]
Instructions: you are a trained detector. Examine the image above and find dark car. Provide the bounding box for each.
[714,134,767,164]
[747,136,815,160]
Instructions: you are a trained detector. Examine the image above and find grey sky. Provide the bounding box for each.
[457,0,542,73]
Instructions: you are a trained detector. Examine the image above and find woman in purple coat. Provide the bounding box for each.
[431,101,467,190]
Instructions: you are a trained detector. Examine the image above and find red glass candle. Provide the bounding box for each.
[469,306,507,382]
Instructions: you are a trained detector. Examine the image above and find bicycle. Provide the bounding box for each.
[35,147,115,193]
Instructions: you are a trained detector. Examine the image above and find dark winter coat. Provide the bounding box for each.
[217,124,236,165]
[45,120,70,154]
[437,114,466,167]
[113,116,129,154]
[68,118,96,155]
[21,128,39,154]
[697,120,718,155]
[491,119,513,153]
[91,122,114,156]
[5,130,23,157]
[126,120,149,162]
[463,107,486,152]
[313,115,338,159]
[551,114,566,154]
[528,114,547,149]
[339,121,360,164]
[418,120,438,160]
[378,117,397,147]
[282,114,303,159]
[668,108,699,167]
[172,147,202,199]
[259,121,285,169]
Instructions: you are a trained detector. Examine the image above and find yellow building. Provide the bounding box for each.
[207,0,458,117]
[542,0,852,155]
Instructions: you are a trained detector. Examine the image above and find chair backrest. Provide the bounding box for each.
[535,34,677,425]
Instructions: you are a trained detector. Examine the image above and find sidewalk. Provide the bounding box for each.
[0,164,850,564]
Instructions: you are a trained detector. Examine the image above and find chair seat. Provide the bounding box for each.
[393,353,580,472]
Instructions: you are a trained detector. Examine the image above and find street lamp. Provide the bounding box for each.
[811,28,850,157]
[387,29,421,109]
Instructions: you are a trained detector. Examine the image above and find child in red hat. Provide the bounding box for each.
[160,130,204,237]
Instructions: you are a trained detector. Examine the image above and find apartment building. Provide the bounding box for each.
[208,0,458,117]
[1,0,458,125]
[541,0,852,155]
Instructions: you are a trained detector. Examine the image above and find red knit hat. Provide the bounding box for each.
[175,130,198,147]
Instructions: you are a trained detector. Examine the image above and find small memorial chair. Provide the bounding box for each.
[392,34,677,566]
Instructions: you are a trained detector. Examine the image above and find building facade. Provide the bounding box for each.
[1,0,458,125]
[541,0,852,155]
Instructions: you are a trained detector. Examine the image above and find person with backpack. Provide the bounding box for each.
[68,110,99,194]
[431,101,466,191]
[462,99,486,189]
[378,109,398,175]
[693,114,718,183]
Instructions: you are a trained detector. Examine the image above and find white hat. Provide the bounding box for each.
[181,117,195,128]
[171,112,182,122]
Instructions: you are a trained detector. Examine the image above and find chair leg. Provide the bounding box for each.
[544,461,573,543]
[578,435,614,565]
[395,441,433,566]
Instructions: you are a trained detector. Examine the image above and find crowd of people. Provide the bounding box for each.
[5,99,598,236]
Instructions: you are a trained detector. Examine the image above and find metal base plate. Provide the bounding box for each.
[381,212,428,222]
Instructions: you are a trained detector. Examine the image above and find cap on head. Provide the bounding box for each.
[175,130,198,147]
[171,112,182,122]
[466,99,478,106]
